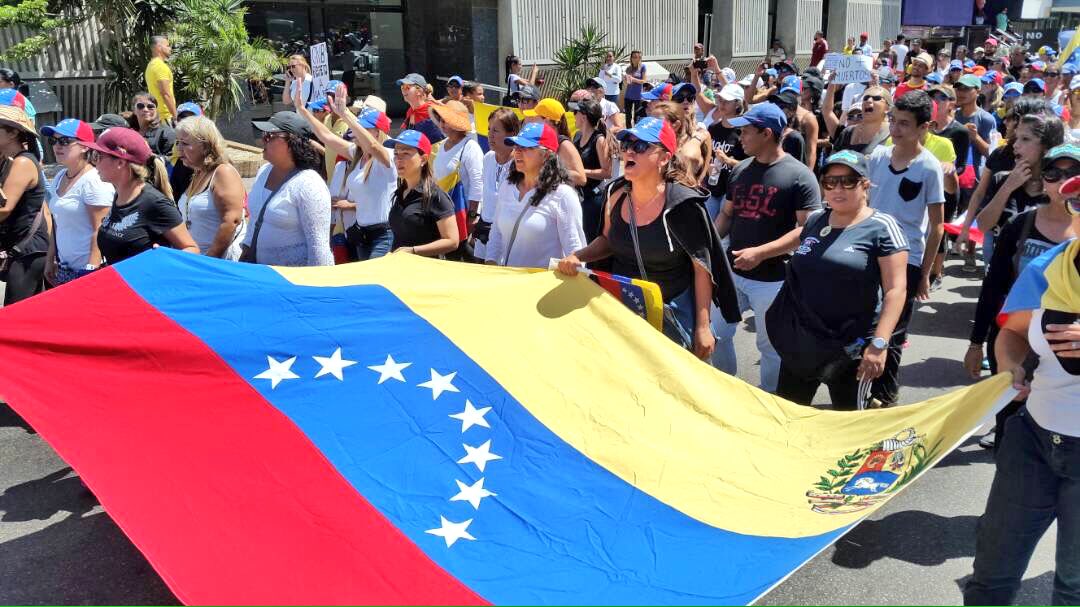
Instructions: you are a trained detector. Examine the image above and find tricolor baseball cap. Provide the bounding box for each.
[642,82,673,101]
[1031,61,1047,72]
[358,107,391,133]
[982,71,1003,86]
[779,75,802,95]
[306,98,329,112]
[728,102,788,138]
[1003,82,1024,98]
[0,88,28,110]
[383,129,432,154]
[504,121,559,152]
[176,102,203,117]
[615,116,677,154]
[40,118,95,143]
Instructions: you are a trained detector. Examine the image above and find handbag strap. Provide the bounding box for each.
[502,187,541,265]
[620,187,650,282]
[6,159,48,256]
[249,168,300,263]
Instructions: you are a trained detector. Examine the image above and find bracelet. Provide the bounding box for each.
[968,343,983,350]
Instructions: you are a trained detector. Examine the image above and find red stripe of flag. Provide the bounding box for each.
[0,269,488,606]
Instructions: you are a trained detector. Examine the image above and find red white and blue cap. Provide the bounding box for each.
[615,116,677,154]
[358,107,391,134]
[728,102,788,137]
[325,80,344,94]
[642,82,673,101]
[383,129,432,154]
[0,88,28,110]
[778,75,802,95]
[40,118,95,143]
[176,102,203,117]
[504,121,559,152]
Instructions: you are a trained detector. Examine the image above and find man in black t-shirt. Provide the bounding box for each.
[713,102,822,391]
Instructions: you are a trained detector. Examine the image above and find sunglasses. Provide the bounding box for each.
[848,112,863,121]
[136,102,157,110]
[620,138,656,154]
[672,92,695,103]
[262,131,288,142]
[821,175,862,190]
[49,136,77,147]
[1043,166,1080,183]
[87,149,117,165]
[1046,72,1061,77]
[954,84,974,92]
[1067,196,1080,215]
[862,95,885,102]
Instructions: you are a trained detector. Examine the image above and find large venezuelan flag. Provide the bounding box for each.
[0,250,1013,605]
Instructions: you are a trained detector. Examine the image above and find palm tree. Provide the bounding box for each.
[550,24,627,104]
[168,0,280,118]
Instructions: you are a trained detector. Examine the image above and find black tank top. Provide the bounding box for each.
[574,130,602,192]
[0,151,48,254]
[608,188,692,302]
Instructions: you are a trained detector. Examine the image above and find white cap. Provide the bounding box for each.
[739,74,755,86]
[974,46,985,53]
[718,83,745,101]
[721,67,737,83]
[1070,75,1080,91]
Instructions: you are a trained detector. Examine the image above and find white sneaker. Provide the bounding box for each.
[979,429,996,449]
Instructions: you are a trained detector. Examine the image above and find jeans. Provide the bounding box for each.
[712,274,783,391]
[983,229,997,269]
[965,410,1080,606]
[662,286,696,350]
[347,223,394,261]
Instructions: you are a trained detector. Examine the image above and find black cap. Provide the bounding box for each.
[252,111,314,140]
[586,77,605,89]
[517,84,541,100]
[802,75,824,93]
[89,113,128,133]
[768,90,800,108]
[396,73,428,88]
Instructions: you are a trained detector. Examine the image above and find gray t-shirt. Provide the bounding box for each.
[866,145,945,267]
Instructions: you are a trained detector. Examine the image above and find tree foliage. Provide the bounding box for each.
[549,24,627,104]
[169,0,280,118]
[0,0,80,62]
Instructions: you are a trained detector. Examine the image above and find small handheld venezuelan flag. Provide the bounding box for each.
[548,259,664,330]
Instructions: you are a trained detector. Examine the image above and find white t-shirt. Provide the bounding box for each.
[178,165,246,260]
[599,98,621,128]
[328,145,397,228]
[866,145,945,267]
[598,63,623,97]
[892,43,910,68]
[242,164,333,266]
[1027,308,1080,436]
[433,136,485,204]
[486,182,585,268]
[49,168,113,268]
[476,150,514,260]
[507,73,523,94]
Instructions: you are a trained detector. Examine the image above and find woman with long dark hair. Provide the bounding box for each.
[557,117,740,358]
[622,50,647,126]
[486,122,584,268]
[0,105,49,304]
[504,55,538,105]
[475,108,520,261]
[382,130,459,256]
[128,92,175,160]
[244,111,332,266]
[571,99,610,241]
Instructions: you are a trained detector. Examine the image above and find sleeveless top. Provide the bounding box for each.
[179,165,246,260]
[574,130,603,193]
[607,189,692,302]
[0,151,48,255]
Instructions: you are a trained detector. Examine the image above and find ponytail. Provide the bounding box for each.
[131,156,175,201]
[505,54,520,77]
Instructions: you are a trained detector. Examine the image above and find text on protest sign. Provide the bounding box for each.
[310,42,329,96]
[830,55,873,84]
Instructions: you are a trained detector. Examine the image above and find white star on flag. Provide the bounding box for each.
[425,516,476,547]
[457,439,502,472]
[367,354,411,384]
[448,400,492,432]
[254,355,299,389]
[417,369,460,400]
[313,348,357,380]
[450,477,496,510]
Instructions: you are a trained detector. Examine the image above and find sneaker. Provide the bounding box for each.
[930,275,943,292]
[981,357,990,371]
[962,257,978,273]
[979,430,996,449]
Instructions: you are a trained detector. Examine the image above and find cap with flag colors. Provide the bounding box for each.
[40,118,95,143]
[642,82,673,101]
[504,121,559,152]
[384,129,432,154]
[615,116,677,154]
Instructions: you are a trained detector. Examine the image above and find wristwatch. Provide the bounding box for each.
[83,264,98,272]
[869,337,888,350]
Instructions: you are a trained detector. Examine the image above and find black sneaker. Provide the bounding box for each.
[962,256,978,273]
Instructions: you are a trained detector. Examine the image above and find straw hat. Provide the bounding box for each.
[352,94,387,114]
[0,105,36,136]
[431,100,472,133]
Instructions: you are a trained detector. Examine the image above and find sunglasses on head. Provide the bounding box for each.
[821,175,862,190]
[1043,165,1080,183]
[620,138,656,154]
[136,102,157,110]
[49,136,77,147]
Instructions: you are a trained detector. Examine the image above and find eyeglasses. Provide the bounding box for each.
[87,150,109,165]
[821,175,863,190]
[49,136,77,147]
[136,102,157,111]
[262,131,288,143]
[1042,166,1080,183]
[862,94,885,102]
[620,138,655,154]
[672,92,695,103]
[847,112,863,122]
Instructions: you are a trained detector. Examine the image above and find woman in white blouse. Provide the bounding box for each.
[41,118,113,285]
[244,110,333,266]
[485,121,585,268]
[175,116,246,259]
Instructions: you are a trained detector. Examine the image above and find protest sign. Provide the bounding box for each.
[310,42,329,95]
[832,54,873,84]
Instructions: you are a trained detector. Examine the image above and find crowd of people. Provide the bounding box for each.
[0,31,1079,605]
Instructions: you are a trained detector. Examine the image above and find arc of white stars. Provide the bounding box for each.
[312,347,357,380]
[367,354,411,384]
[457,439,502,473]
[417,369,460,400]
[450,477,496,510]
[254,355,299,389]
[425,516,476,547]
[448,400,492,433]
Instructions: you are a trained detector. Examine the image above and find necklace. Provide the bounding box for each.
[58,163,90,196]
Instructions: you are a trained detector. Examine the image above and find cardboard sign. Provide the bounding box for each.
[832,55,873,84]
[310,42,329,96]
[823,53,842,71]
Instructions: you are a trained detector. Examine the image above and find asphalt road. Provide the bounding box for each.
[0,257,1057,605]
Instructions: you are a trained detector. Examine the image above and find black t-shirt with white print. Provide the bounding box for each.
[97,184,183,265]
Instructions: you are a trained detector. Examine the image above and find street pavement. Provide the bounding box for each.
[0,257,1058,605]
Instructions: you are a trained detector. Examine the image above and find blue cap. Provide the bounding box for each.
[949,60,963,71]
[672,82,697,98]
[306,99,329,112]
[324,80,344,95]
[1003,82,1024,98]
[926,72,943,84]
[176,102,203,117]
[765,68,778,78]
[447,75,465,87]
[1025,78,1046,92]
[963,59,976,69]
[779,75,802,95]
[981,72,998,83]
[614,116,677,154]
[728,102,788,137]
[383,129,432,154]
